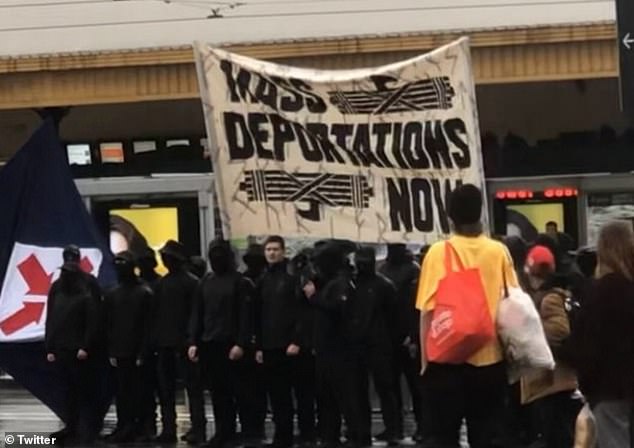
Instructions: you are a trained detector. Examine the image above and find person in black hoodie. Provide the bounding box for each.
[45,245,102,445]
[243,244,267,283]
[187,239,253,448]
[255,236,315,447]
[305,240,365,448]
[136,247,161,440]
[350,247,399,446]
[154,240,202,444]
[378,243,423,441]
[104,251,154,443]
[240,244,268,444]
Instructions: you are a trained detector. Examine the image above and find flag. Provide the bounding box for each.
[0,118,115,419]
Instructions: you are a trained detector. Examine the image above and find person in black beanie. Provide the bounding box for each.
[416,184,518,448]
[45,245,102,445]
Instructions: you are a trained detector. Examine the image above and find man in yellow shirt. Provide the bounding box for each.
[416,184,516,448]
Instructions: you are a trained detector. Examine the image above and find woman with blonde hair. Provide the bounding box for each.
[571,220,634,448]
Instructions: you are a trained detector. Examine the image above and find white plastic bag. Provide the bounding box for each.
[574,402,597,448]
[497,286,555,383]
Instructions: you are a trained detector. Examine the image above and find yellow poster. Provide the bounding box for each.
[508,203,564,234]
[110,207,179,275]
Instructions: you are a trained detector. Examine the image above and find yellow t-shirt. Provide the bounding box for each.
[416,234,517,367]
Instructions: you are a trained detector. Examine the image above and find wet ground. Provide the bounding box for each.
[0,379,423,447]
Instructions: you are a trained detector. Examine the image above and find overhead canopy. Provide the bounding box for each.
[0,0,615,57]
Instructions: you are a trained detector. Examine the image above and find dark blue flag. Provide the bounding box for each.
[0,118,115,420]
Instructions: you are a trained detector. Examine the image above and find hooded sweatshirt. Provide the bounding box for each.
[188,240,253,348]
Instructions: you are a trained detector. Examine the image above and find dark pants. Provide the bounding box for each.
[353,350,399,441]
[235,351,267,440]
[139,352,159,435]
[316,353,366,447]
[264,350,294,446]
[527,391,583,448]
[56,351,96,443]
[291,353,317,442]
[393,345,425,436]
[185,357,207,435]
[114,357,141,431]
[421,362,507,448]
[157,348,206,436]
[201,341,247,442]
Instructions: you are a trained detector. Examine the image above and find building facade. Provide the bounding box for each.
[0,0,627,250]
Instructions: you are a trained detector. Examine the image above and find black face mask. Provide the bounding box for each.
[114,260,136,283]
[245,256,266,274]
[355,249,376,277]
[137,257,157,274]
[161,254,183,273]
[387,244,407,264]
[209,250,232,274]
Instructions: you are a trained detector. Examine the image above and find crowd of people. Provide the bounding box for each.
[42,183,634,448]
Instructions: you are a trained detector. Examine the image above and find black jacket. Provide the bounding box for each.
[349,273,398,354]
[311,273,355,356]
[45,272,102,354]
[105,281,153,359]
[379,258,420,344]
[154,269,199,350]
[255,260,305,351]
[570,273,634,404]
[189,270,253,348]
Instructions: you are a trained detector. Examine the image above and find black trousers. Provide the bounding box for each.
[316,353,366,447]
[56,351,97,443]
[393,344,425,435]
[527,391,583,448]
[157,348,206,435]
[114,357,141,430]
[291,353,317,442]
[185,355,207,434]
[138,352,159,435]
[201,341,251,442]
[264,350,294,446]
[235,350,267,440]
[353,350,399,441]
[421,362,507,448]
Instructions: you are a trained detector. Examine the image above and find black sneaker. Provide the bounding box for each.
[181,430,192,442]
[155,432,178,444]
[185,431,207,445]
[50,427,75,440]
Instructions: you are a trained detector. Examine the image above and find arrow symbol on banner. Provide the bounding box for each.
[18,254,53,296]
[0,302,45,336]
[624,32,634,50]
[80,256,94,274]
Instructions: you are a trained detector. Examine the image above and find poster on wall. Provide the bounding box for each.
[506,203,564,243]
[587,193,634,246]
[194,38,486,243]
[109,208,179,275]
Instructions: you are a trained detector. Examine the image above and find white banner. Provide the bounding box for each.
[195,37,486,243]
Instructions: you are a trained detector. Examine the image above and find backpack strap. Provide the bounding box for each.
[444,242,465,273]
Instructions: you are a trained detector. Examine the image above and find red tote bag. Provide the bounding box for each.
[425,242,495,364]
